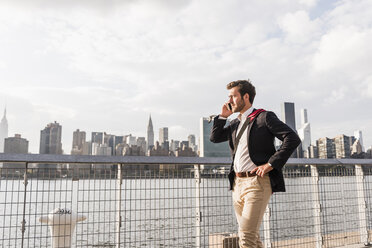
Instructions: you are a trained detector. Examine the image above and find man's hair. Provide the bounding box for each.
[226,79,256,104]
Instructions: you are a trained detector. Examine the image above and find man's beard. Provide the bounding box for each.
[233,99,245,113]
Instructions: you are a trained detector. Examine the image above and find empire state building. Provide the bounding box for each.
[147,115,154,151]
[0,108,8,152]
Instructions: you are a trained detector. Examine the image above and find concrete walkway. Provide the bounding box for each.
[338,244,371,248]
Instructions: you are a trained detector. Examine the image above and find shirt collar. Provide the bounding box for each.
[238,106,254,122]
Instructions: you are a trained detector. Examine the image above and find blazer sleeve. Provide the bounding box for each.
[265,112,301,170]
[210,115,230,143]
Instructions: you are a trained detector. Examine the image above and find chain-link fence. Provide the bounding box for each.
[0,155,371,247]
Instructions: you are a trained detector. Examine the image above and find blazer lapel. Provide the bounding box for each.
[246,108,257,147]
[246,119,255,144]
[246,109,258,147]
[232,108,258,150]
[231,119,240,147]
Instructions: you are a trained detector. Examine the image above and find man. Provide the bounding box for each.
[210,80,300,247]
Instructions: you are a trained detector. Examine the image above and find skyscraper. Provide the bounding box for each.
[348,136,356,151]
[281,102,298,157]
[3,134,29,170]
[92,143,112,156]
[188,134,195,146]
[367,146,372,158]
[170,139,180,152]
[71,129,86,155]
[351,140,363,156]
[199,117,230,157]
[113,135,125,155]
[159,127,168,148]
[114,136,124,146]
[281,102,296,131]
[4,134,29,154]
[40,121,63,154]
[354,130,364,152]
[301,108,308,124]
[317,137,335,159]
[180,141,189,149]
[0,108,8,152]
[137,137,147,153]
[334,134,351,158]
[297,109,311,156]
[82,141,92,155]
[103,132,115,155]
[126,135,137,146]
[147,115,154,151]
[188,134,197,151]
[91,132,103,144]
[308,145,319,158]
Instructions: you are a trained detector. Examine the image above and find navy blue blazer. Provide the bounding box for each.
[210,110,301,192]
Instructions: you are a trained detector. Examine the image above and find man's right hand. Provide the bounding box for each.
[220,103,233,118]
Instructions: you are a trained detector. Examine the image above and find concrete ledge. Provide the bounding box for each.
[209,230,372,248]
[209,233,239,248]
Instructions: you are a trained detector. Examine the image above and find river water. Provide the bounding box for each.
[1,174,371,247]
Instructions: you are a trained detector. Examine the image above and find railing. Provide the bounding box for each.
[0,153,372,248]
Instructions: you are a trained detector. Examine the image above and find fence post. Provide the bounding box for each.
[355,164,369,245]
[263,206,271,248]
[116,164,123,248]
[194,164,201,248]
[310,165,322,248]
[21,162,29,248]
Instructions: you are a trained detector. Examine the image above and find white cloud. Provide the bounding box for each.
[312,26,372,75]
[232,23,267,47]
[299,0,318,8]
[0,60,6,69]
[362,76,372,98]
[168,125,189,142]
[326,0,372,28]
[1,0,372,152]
[324,86,347,105]
[278,10,321,43]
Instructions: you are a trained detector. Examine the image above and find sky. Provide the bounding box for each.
[1,0,372,154]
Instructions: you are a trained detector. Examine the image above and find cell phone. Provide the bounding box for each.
[227,103,232,111]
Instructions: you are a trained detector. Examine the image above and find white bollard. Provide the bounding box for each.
[39,208,86,248]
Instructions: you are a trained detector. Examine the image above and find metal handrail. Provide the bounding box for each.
[1,153,372,165]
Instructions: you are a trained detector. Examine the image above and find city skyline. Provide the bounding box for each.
[1,0,372,153]
[1,105,369,156]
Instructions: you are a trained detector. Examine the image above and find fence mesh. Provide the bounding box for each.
[0,162,371,247]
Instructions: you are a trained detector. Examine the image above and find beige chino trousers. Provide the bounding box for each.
[232,174,272,248]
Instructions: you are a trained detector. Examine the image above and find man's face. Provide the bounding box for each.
[228,87,246,113]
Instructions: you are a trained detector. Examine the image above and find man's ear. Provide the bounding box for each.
[243,93,250,102]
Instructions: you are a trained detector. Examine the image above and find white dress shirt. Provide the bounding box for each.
[233,107,257,172]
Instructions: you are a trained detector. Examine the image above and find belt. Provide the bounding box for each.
[235,171,256,177]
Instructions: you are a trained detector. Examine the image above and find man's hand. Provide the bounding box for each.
[251,163,273,177]
[220,103,233,118]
